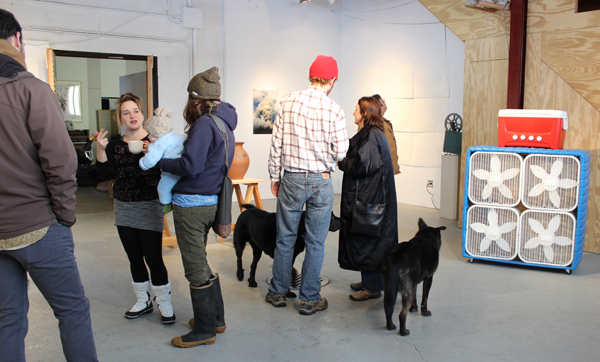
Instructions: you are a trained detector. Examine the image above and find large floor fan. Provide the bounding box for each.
[462,146,590,273]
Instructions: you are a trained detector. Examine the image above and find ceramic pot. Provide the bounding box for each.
[229,142,250,179]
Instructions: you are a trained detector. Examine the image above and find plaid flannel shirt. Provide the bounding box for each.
[268,86,348,182]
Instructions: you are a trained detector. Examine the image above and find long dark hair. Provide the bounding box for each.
[357,96,384,131]
[183,96,220,132]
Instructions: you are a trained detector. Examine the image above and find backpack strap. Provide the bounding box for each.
[208,114,230,173]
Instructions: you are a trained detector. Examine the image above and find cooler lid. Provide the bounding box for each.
[498,109,568,130]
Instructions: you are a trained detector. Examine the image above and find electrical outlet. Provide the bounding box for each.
[427,180,433,188]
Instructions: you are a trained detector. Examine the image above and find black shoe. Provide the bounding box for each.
[350,282,362,291]
[299,298,328,315]
[125,301,153,319]
[265,292,287,307]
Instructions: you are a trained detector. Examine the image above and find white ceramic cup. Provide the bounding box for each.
[128,141,144,154]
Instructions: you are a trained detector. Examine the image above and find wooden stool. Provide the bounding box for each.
[162,215,177,248]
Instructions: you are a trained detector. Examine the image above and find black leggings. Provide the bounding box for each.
[117,226,168,286]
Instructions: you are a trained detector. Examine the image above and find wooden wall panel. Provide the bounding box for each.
[528,0,600,33]
[458,43,508,226]
[419,0,509,41]
[542,27,600,109]
[524,32,543,109]
[465,35,509,62]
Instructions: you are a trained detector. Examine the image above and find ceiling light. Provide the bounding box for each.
[299,0,311,4]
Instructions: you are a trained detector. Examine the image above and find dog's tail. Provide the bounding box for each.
[241,204,256,210]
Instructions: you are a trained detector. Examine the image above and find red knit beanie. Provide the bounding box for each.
[309,55,338,79]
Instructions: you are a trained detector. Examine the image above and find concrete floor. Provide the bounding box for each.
[24,187,600,361]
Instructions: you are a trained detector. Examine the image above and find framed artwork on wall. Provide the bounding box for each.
[55,80,83,123]
[253,89,278,134]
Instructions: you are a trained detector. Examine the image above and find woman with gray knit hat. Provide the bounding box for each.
[159,66,237,348]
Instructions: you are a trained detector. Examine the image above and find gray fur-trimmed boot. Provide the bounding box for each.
[171,282,216,348]
[125,281,153,319]
[152,282,176,324]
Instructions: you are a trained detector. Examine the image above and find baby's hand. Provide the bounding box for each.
[142,140,149,154]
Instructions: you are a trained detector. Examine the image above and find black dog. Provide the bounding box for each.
[234,204,342,295]
[383,218,446,336]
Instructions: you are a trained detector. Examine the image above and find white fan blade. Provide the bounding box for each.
[490,156,501,172]
[524,237,540,249]
[470,223,488,233]
[558,178,577,189]
[487,209,498,227]
[528,219,546,234]
[481,184,493,199]
[496,238,512,252]
[499,222,517,233]
[554,236,574,246]
[549,191,561,208]
[530,165,549,180]
[479,237,492,252]
[547,215,561,234]
[551,160,564,177]
[497,184,514,199]
[543,246,555,262]
[528,183,545,197]
[501,168,520,180]
[472,169,490,180]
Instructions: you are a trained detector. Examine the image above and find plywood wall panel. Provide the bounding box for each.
[465,35,509,62]
[524,32,543,109]
[528,0,600,33]
[542,27,600,110]
[419,0,508,41]
[458,45,508,227]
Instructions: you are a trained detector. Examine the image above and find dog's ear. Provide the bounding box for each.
[438,226,447,231]
[418,218,428,230]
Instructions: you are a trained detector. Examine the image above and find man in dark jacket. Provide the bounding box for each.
[0,9,98,362]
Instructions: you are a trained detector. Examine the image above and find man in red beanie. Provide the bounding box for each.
[267,55,348,315]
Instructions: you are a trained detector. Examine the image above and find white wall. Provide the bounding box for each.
[223,0,343,199]
[5,0,464,208]
[340,0,465,208]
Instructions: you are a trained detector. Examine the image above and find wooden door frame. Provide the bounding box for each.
[46,49,158,115]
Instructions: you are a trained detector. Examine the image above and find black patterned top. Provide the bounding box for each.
[96,135,161,202]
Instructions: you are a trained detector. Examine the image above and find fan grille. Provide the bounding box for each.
[517,210,575,267]
[521,154,580,211]
[468,151,523,206]
[465,205,520,260]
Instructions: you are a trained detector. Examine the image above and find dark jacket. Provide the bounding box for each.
[160,102,237,196]
[0,40,77,239]
[96,135,161,202]
[338,125,398,271]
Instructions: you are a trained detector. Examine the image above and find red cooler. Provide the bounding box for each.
[498,109,568,149]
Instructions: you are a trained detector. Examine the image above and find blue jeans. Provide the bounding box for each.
[269,171,334,302]
[0,223,97,362]
[361,270,384,292]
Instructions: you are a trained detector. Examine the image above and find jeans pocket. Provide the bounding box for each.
[311,180,333,208]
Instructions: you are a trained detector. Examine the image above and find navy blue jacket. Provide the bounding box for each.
[159,102,237,196]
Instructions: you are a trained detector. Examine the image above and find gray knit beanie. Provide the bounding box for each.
[187,66,221,100]
[143,108,173,138]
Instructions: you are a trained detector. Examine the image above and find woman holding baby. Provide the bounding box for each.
[158,67,237,348]
[95,92,176,325]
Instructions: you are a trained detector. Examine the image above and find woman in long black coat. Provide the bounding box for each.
[338,96,398,301]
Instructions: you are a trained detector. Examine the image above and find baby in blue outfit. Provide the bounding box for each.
[139,108,186,213]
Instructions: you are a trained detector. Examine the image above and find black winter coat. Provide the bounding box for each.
[338,125,398,271]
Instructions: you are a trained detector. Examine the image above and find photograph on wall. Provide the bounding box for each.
[253,89,278,134]
[55,80,83,123]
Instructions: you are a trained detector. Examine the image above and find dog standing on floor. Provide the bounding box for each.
[383,218,446,336]
[234,204,342,295]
